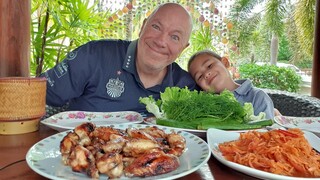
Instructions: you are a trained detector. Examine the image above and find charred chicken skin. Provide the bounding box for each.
[60,122,186,178]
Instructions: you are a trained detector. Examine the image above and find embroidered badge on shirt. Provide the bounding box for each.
[106,77,124,98]
[66,50,78,60]
[54,61,68,78]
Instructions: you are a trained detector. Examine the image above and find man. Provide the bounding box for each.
[41,3,198,114]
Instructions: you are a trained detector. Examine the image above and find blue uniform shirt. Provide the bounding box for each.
[41,39,198,114]
[233,79,275,119]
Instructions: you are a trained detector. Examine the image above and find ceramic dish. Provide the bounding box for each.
[144,117,206,138]
[144,117,265,138]
[41,111,143,131]
[207,128,320,180]
[26,123,211,180]
[274,116,320,133]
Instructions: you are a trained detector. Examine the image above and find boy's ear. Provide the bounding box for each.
[221,57,230,68]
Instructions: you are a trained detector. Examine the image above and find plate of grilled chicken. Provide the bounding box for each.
[26,123,210,180]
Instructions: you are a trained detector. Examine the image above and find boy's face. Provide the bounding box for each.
[189,54,231,92]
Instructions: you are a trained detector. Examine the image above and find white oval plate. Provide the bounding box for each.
[274,115,320,133]
[144,117,206,138]
[207,128,320,180]
[144,117,262,138]
[26,123,211,180]
[41,111,144,131]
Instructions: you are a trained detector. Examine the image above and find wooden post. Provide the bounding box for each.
[311,0,320,98]
[0,0,30,77]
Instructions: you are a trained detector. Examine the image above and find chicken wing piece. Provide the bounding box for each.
[123,138,160,157]
[74,122,96,146]
[91,126,125,141]
[124,150,180,177]
[60,132,79,165]
[126,127,156,141]
[68,145,96,174]
[96,152,124,179]
[138,126,167,139]
[164,131,186,157]
[102,134,127,153]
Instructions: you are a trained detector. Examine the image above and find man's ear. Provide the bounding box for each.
[185,42,190,49]
[221,57,230,68]
[139,19,147,37]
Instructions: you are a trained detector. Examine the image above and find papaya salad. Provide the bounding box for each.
[218,128,320,177]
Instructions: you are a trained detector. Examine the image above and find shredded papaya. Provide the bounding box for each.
[218,128,320,177]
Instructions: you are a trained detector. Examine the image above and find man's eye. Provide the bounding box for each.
[171,35,180,41]
[152,24,160,30]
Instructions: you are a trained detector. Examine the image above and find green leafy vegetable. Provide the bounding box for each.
[139,87,273,130]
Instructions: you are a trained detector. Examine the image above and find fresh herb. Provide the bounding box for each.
[139,87,273,130]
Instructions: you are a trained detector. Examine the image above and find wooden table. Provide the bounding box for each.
[0,124,257,180]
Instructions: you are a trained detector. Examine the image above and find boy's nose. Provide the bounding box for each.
[205,71,211,79]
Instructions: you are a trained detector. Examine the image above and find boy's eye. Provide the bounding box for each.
[208,64,213,69]
[197,75,203,81]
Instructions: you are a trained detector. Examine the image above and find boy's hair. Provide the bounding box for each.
[187,50,222,72]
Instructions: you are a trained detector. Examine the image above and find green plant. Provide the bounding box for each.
[31,0,109,76]
[238,63,302,92]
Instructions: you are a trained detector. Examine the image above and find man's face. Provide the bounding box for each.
[137,4,192,71]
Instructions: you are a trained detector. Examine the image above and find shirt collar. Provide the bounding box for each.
[233,79,252,95]
[122,39,137,73]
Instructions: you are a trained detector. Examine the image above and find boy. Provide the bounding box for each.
[188,50,275,119]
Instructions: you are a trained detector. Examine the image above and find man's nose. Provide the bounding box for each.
[155,34,167,48]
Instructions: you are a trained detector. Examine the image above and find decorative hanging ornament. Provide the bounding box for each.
[112,14,118,20]
[213,29,219,36]
[209,2,215,10]
[227,22,233,30]
[126,3,133,10]
[214,8,219,15]
[194,11,200,18]
[122,6,129,13]
[199,15,205,22]
[231,45,238,51]
[118,10,123,16]
[132,0,137,6]
[203,20,210,27]
[146,10,152,17]
[222,38,228,44]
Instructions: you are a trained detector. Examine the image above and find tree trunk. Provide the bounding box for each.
[311,0,320,98]
[250,53,255,63]
[125,7,133,40]
[0,0,31,77]
[270,33,278,65]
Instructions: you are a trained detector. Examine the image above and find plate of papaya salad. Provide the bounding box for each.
[207,128,320,179]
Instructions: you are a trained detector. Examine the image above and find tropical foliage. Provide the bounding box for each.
[31,0,110,76]
[228,0,315,67]
[239,64,302,92]
[30,0,314,92]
